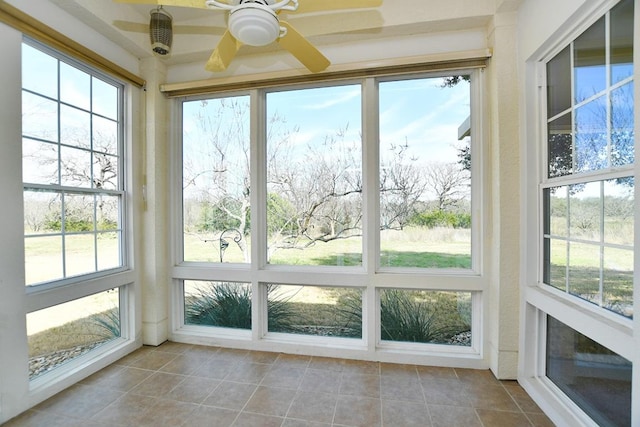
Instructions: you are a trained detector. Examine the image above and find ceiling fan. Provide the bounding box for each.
[114,0,383,73]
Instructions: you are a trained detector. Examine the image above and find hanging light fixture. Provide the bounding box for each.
[149,6,172,56]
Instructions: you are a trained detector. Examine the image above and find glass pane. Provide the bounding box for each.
[547,186,568,237]
[22,91,58,141]
[603,247,633,318]
[23,138,58,185]
[182,96,251,263]
[546,316,632,427]
[60,61,90,110]
[24,190,62,235]
[64,193,95,232]
[92,77,119,119]
[604,177,634,246]
[547,46,571,117]
[574,16,606,102]
[544,238,567,292]
[93,115,118,155]
[22,43,58,99]
[25,236,63,285]
[65,234,96,277]
[610,0,634,84]
[568,242,601,304]
[569,181,601,242]
[96,195,120,231]
[380,290,471,345]
[379,77,471,269]
[266,85,363,266]
[60,146,92,188]
[548,113,573,178]
[575,96,607,173]
[267,285,362,338]
[60,104,91,148]
[97,231,121,270]
[611,82,634,166]
[27,288,120,379]
[93,153,119,190]
[184,281,252,329]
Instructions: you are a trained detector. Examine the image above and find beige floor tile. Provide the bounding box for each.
[232,411,284,427]
[81,365,153,392]
[525,412,557,427]
[129,371,187,398]
[167,376,221,404]
[274,353,311,369]
[127,349,178,371]
[380,362,418,379]
[182,405,239,427]
[475,408,534,427]
[339,372,381,398]
[341,359,380,375]
[381,399,431,427]
[299,368,342,394]
[308,355,346,372]
[333,395,382,427]
[465,384,521,412]
[202,380,258,410]
[428,404,482,427]
[421,378,471,406]
[261,365,306,389]
[224,361,272,384]
[243,385,297,417]
[35,383,123,419]
[281,419,331,427]
[380,375,424,402]
[286,391,338,424]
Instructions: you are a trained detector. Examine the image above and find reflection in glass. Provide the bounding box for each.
[92,78,119,120]
[22,43,58,99]
[575,96,607,172]
[182,96,251,263]
[60,61,90,110]
[60,105,91,148]
[547,46,571,118]
[604,177,634,246]
[22,92,58,141]
[574,16,606,102]
[267,285,362,338]
[544,238,567,292]
[603,247,633,318]
[379,77,471,269]
[548,114,572,178]
[22,139,58,185]
[611,82,634,167]
[568,242,600,304]
[610,0,634,85]
[266,86,362,266]
[546,316,632,427]
[569,181,601,241]
[380,290,471,345]
[184,281,252,329]
[27,288,120,379]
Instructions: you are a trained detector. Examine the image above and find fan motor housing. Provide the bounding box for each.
[229,3,280,46]
[150,7,173,56]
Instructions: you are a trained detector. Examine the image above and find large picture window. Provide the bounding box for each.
[177,71,481,357]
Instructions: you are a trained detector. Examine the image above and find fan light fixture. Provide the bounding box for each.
[228,3,284,46]
[206,0,297,46]
[149,6,172,56]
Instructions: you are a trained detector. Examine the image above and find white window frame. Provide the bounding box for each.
[170,68,488,368]
[20,38,138,403]
[519,1,639,425]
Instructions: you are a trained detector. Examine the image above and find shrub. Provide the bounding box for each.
[409,210,470,229]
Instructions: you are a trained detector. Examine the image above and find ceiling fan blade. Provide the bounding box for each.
[205,30,241,72]
[278,21,329,73]
[294,0,382,14]
[113,0,221,9]
[114,20,226,35]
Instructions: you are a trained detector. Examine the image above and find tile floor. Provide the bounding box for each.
[5,342,555,426]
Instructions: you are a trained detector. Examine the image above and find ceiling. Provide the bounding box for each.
[47,0,498,73]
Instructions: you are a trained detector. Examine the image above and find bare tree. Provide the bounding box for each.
[424,162,470,211]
